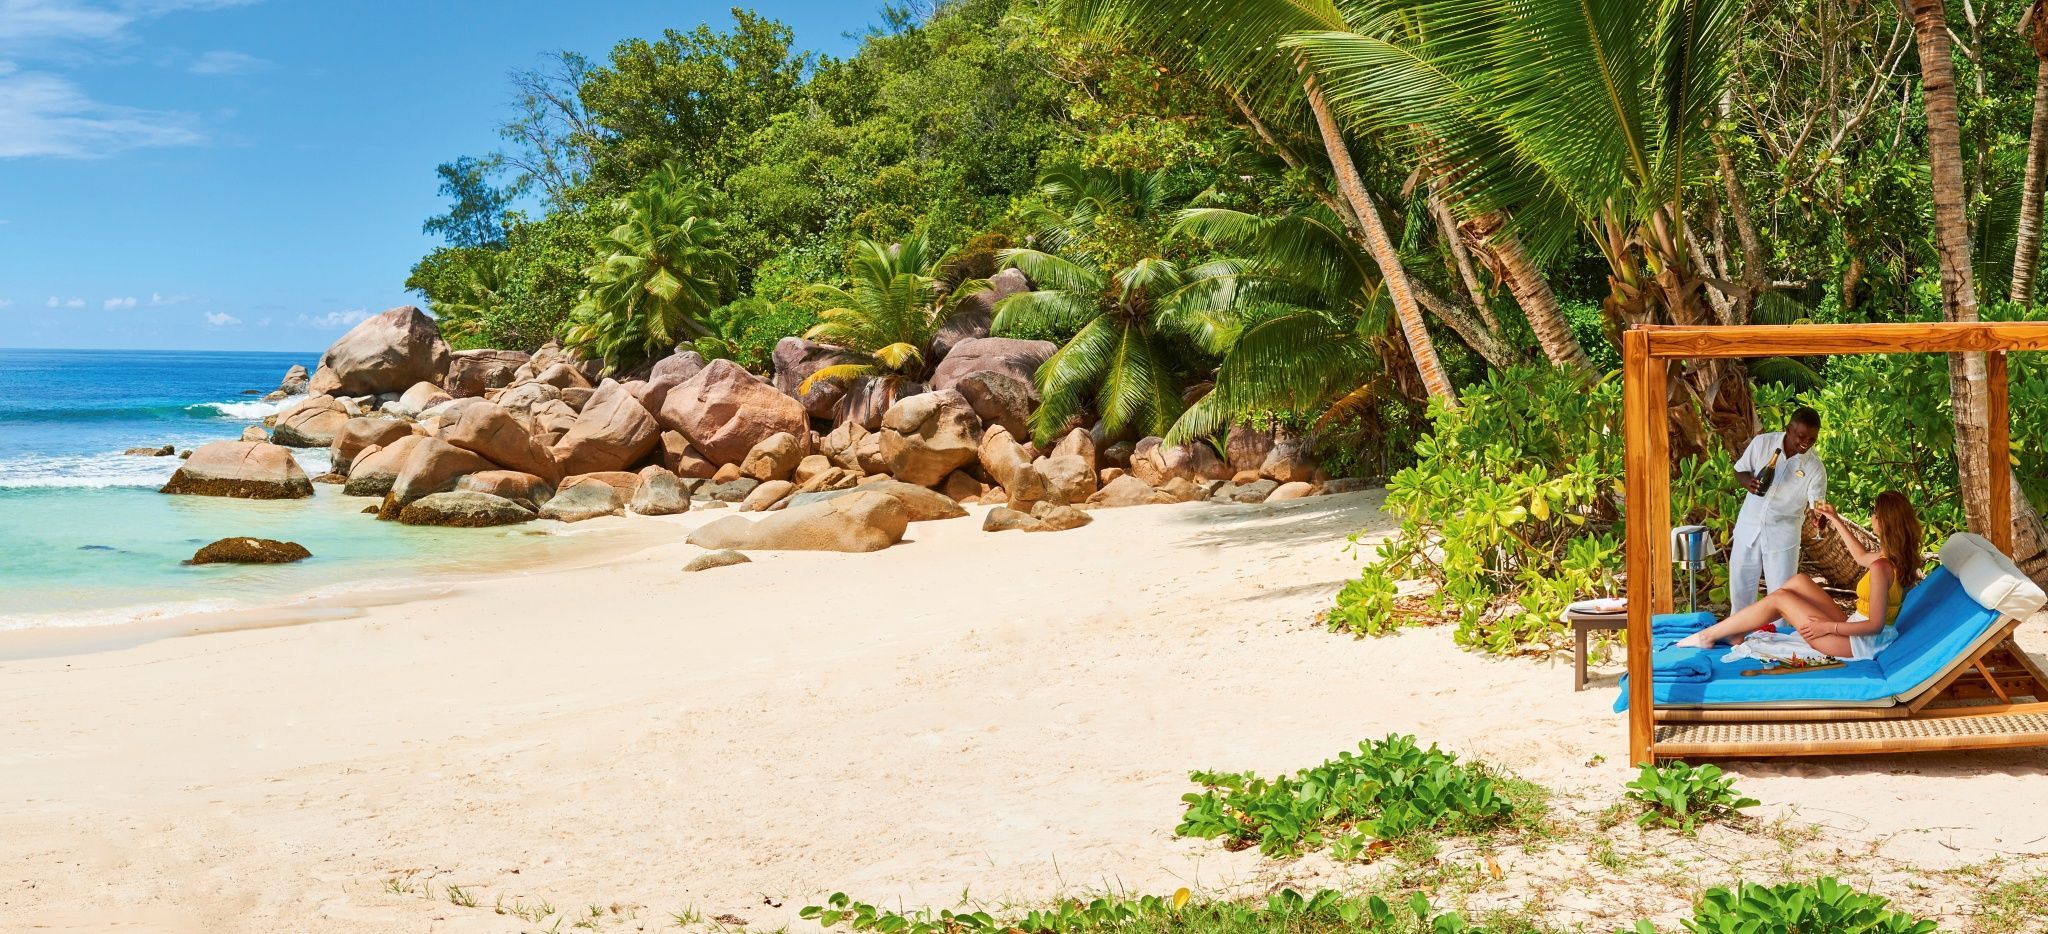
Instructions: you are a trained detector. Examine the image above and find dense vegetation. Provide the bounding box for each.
[407,0,2048,646]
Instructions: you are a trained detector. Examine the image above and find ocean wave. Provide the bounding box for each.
[188,398,291,419]
[0,446,331,489]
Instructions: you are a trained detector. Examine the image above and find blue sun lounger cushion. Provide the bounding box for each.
[1614,533,2044,712]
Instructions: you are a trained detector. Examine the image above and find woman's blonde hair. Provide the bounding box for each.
[1871,491,1924,591]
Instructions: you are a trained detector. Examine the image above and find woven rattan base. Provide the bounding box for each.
[1654,709,2048,758]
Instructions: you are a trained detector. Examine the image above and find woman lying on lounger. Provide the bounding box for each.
[1675,491,1924,660]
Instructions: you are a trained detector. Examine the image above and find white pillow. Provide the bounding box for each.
[1940,532,2047,617]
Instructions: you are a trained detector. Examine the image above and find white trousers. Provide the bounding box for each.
[1728,537,1800,614]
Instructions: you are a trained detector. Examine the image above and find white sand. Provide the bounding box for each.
[1,491,2043,932]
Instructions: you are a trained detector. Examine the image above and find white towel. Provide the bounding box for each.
[1721,630,1834,665]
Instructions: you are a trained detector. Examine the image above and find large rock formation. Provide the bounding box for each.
[629,465,690,515]
[308,306,451,397]
[929,336,1056,392]
[660,430,717,479]
[785,479,967,521]
[686,490,909,553]
[455,470,554,510]
[343,435,425,497]
[442,401,562,484]
[953,370,1036,442]
[445,349,530,398]
[386,437,493,512]
[977,425,1046,507]
[160,441,313,499]
[550,380,660,476]
[1087,474,1177,508]
[832,376,918,431]
[398,491,536,527]
[740,431,804,483]
[771,337,859,421]
[637,350,707,414]
[330,417,415,472]
[878,388,981,487]
[656,359,808,466]
[270,395,350,448]
[538,472,637,522]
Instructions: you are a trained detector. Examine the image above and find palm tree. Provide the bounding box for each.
[1021,162,1178,270]
[2012,0,2048,304]
[1161,204,1398,444]
[1060,0,1459,404]
[993,249,1238,445]
[800,235,957,393]
[1284,0,1750,449]
[560,163,737,368]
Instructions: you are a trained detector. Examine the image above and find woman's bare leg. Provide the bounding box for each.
[1674,588,1843,649]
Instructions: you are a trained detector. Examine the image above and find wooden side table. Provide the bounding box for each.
[1566,611,1628,691]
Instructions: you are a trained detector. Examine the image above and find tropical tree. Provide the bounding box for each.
[1286,0,1752,449]
[1018,161,1179,270]
[801,235,958,392]
[422,249,511,347]
[994,248,1237,444]
[2013,0,2048,304]
[560,163,737,368]
[1162,203,1400,444]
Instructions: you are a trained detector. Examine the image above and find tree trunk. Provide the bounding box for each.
[1911,0,1997,536]
[1716,91,1766,326]
[1480,222,1598,373]
[1301,67,1457,405]
[1411,274,1516,369]
[1428,189,1500,332]
[2013,56,2048,304]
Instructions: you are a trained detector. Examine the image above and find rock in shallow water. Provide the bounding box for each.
[124,444,174,456]
[683,549,751,572]
[160,441,313,499]
[398,491,535,527]
[187,537,311,565]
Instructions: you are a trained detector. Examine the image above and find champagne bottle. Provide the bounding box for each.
[1754,450,1781,496]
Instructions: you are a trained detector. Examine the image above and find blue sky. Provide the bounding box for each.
[0,0,872,352]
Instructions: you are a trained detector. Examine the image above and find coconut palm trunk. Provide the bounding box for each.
[1911,0,2048,578]
[2014,54,2048,303]
[1301,69,1457,405]
[1483,222,1596,372]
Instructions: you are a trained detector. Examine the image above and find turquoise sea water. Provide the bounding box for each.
[0,349,583,628]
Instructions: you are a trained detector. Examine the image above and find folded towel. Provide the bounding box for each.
[1651,648,1713,683]
[1721,631,1832,665]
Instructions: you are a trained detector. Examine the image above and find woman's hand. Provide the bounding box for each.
[1791,617,1827,641]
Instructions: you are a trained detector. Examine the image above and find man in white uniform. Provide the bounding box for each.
[1728,407,1826,613]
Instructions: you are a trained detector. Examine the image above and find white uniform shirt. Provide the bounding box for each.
[1732,431,1826,554]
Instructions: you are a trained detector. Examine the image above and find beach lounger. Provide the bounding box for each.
[1616,533,2048,758]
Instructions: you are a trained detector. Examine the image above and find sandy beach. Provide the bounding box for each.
[2,491,2044,932]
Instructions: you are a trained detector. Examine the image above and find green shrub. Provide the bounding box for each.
[802,887,1492,934]
[1622,761,1759,834]
[1628,877,1937,934]
[1175,735,1513,858]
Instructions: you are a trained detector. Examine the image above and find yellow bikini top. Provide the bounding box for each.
[1856,559,1904,624]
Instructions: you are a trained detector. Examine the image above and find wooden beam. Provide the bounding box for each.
[1623,330,1666,765]
[1989,350,2014,556]
[1639,321,2048,359]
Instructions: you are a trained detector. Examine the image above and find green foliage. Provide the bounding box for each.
[1175,735,1513,858]
[802,235,955,388]
[693,295,818,372]
[422,155,519,248]
[561,165,738,369]
[1622,761,1759,834]
[1628,877,1937,934]
[803,887,1494,934]
[996,248,1235,445]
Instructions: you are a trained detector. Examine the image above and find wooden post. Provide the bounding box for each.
[1623,330,1668,764]
[1988,351,2014,556]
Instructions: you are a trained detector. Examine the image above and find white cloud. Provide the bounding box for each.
[188,49,264,75]
[297,307,370,329]
[102,295,135,309]
[0,64,202,157]
[203,310,239,327]
[0,298,12,308]
[0,1,262,56]
[45,294,83,307]
[148,291,195,305]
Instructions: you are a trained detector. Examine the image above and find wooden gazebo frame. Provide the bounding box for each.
[1622,321,2048,764]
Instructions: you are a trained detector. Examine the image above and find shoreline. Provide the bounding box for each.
[1,489,2043,932]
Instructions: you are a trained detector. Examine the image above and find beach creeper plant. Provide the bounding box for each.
[1622,761,1760,834]
[1629,877,1938,934]
[803,887,1493,934]
[1175,735,1513,858]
